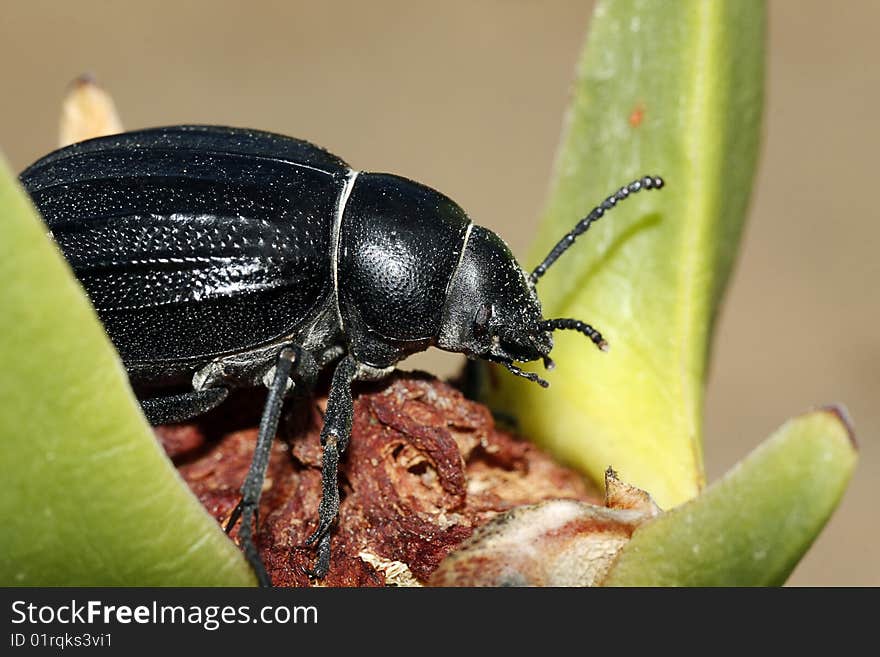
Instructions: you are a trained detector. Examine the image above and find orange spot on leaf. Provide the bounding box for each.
[629,103,645,128]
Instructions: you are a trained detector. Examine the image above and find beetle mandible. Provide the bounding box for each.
[20,125,664,585]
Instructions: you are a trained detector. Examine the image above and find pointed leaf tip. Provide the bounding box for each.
[821,404,857,450]
[603,406,857,587]
[59,74,123,147]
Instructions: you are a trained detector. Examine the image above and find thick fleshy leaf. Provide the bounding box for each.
[0,156,255,585]
[604,407,857,586]
[488,0,765,507]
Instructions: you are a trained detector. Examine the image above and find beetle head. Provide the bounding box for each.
[438,225,554,385]
[439,175,665,388]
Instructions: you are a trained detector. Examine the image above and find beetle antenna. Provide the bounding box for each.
[503,360,549,388]
[529,175,665,285]
[539,318,609,352]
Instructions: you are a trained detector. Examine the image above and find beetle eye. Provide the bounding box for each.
[473,304,493,337]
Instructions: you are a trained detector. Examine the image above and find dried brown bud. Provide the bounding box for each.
[157,373,599,586]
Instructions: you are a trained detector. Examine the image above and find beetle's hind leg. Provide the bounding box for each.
[140,387,229,425]
[305,355,359,578]
[225,345,315,587]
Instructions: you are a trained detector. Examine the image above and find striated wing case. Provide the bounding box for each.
[20,125,348,366]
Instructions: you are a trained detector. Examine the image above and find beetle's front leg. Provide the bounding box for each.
[225,345,314,587]
[305,354,359,578]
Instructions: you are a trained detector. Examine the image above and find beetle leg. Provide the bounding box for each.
[305,354,359,578]
[139,387,229,425]
[225,345,299,587]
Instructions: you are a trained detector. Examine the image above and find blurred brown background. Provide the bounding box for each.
[1,1,876,585]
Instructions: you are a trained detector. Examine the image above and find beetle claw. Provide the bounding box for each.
[304,533,332,579]
[224,501,243,534]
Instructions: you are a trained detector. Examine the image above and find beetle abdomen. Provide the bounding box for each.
[21,126,347,365]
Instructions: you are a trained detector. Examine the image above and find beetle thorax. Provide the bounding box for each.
[334,172,474,367]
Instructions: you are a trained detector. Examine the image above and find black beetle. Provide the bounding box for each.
[20,125,663,585]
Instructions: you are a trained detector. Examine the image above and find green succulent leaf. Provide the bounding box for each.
[488,0,766,508]
[604,407,857,586]
[0,156,255,586]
